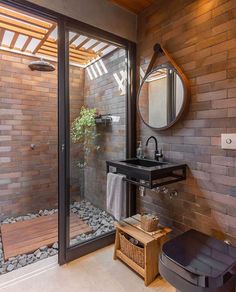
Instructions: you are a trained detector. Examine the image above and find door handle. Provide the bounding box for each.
[61,144,65,152]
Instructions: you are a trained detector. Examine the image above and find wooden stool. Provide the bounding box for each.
[113,214,171,286]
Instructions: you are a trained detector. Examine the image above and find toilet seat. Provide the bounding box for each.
[160,229,236,291]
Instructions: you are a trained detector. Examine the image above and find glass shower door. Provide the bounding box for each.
[58,21,135,264]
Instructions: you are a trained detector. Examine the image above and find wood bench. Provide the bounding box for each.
[113,214,171,286]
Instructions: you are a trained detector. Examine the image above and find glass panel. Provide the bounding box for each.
[68,30,127,247]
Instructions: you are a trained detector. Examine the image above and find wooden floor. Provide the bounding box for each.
[1,213,92,260]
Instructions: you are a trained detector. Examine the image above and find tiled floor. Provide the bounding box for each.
[0,245,175,292]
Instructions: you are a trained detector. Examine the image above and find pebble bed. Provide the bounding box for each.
[0,200,115,275]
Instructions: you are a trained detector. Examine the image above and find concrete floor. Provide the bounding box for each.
[0,245,175,292]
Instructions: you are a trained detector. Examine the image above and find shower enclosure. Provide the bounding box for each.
[0,0,136,268]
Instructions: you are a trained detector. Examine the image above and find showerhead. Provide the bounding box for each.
[28,59,55,72]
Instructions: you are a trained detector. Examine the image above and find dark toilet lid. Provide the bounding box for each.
[162,229,236,286]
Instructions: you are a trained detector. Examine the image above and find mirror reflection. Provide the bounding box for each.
[138,66,184,129]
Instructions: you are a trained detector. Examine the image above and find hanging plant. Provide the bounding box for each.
[71,106,100,168]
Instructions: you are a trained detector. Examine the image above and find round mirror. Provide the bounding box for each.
[138,64,187,130]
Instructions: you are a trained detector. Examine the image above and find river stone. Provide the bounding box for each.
[52,242,58,250]
[35,251,42,259]
[6,264,14,272]
[19,258,27,266]
[40,246,48,251]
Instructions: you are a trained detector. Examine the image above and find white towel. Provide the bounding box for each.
[106,173,127,221]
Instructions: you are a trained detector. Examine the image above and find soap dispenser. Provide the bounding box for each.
[136,141,144,159]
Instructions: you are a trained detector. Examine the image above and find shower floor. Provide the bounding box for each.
[1,213,92,260]
[0,200,115,274]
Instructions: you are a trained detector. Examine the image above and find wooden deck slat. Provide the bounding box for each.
[1,213,92,260]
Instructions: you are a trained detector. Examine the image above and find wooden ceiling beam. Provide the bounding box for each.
[69,56,87,64]
[76,37,89,49]
[43,41,57,48]
[0,22,44,39]
[42,41,99,58]
[41,45,96,61]
[38,49,88,65]
[10,32,19,49]
[69,51,94,60]
[0,15,47,35]
[87,41,100,50]
[46,38,98,54]
[69,47,98,57]
[0,8,51,29]
[69,33,80,45]
[21,36,32,51]
[41,44,93,60]
[98,44,110,53]
[0,3,54,27]
[38,48,57,57]
[0,28,5,46]
[33,23,56,54]
[41,45,57,53]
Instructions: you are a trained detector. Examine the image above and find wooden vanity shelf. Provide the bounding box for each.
[114,214,171,286]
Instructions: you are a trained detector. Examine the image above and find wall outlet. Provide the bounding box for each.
[221,134,236,149]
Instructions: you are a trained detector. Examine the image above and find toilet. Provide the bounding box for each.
[159,229,236,292]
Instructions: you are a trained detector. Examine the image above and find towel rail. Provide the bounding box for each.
[106,161,186,190]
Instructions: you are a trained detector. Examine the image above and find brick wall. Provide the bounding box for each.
[84,49,126,210]
[69,63,85,202]
[0,51,83,219]
[137,0,236,244]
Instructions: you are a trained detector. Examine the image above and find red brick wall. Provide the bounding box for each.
[137,0,236,244]
[0,51,84,219]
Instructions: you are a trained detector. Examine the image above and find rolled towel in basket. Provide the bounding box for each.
[106,172,127,221]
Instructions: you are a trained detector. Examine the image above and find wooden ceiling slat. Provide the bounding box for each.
[0,8,51,29]
[33,23,56,54]
[41,45,57,53]
[69,51,93,61]
[87,41,100,50]
[0,3,54,28]
[69,56,87,64]
[38,48,89,64]
[0,15,47,35]
[98,44,110,53]
[44,39,98,57]
[21,36,32,51]
[38,49,57,57]
[70,47,98,57]
[43,41,99,58]
[69,33,80,45]
[38,49,88,64]
[0,22,44,39]
[0,28,5,46]
[46,38,98,54]
[0,4,116,67]
[10,32,19,49]
[41,45,95,61]
[76,38,89,49]
[43,41,56,48]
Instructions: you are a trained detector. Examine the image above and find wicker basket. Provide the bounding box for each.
[119,233,144,268]
[141,214,159,232]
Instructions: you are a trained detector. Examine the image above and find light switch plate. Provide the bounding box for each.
[221,134,236,149]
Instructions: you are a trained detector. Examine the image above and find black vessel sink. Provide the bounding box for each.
[106,158,186,189]
[121,158,166,167]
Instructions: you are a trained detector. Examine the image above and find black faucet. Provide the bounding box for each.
[145,136,163,161]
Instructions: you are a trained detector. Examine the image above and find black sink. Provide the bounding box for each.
[106,158,187,189]
[121,158,166,167]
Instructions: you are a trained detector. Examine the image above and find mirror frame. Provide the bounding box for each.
[137,43,190,131]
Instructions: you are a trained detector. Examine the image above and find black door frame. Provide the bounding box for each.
[0,0,137,265]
